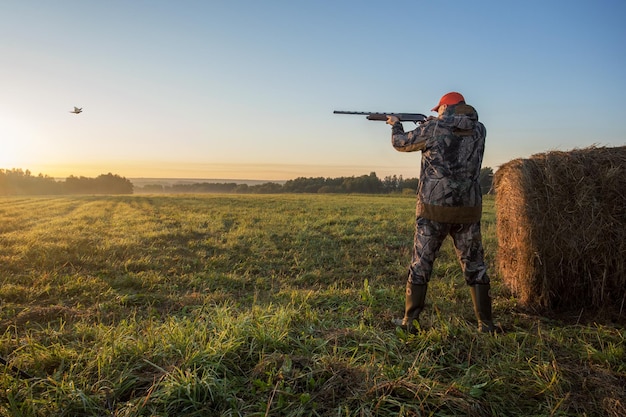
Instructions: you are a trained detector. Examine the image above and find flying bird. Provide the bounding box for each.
[70,107,82,114]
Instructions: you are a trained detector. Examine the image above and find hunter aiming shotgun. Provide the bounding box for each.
[333,110,427,124]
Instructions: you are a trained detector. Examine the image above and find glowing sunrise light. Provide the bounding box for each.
[0,120,30,169]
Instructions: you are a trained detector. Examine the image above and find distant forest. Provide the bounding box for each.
[0,169,133,195]
[1,168,494,196]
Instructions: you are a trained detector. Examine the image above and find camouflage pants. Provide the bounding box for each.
[407,217,489,286]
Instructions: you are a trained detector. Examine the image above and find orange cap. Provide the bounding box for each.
[431,92,465,112]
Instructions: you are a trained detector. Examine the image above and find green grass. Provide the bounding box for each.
[0,194,624,416]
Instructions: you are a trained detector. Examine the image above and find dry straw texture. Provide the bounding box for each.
[494,145,626,313]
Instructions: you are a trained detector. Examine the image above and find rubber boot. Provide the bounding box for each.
[470,284,495,333]
[392,283,427,333]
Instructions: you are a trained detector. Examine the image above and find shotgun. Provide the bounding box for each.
[333,110,427,124]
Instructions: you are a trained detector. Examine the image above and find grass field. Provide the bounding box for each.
[0,194,624,416]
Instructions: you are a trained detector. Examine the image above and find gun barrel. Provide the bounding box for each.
[334,111,427,123]
[333,111,373,115]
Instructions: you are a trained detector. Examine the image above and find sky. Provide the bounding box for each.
[1,1,625,181]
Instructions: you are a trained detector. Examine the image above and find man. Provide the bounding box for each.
[387,92,495,333]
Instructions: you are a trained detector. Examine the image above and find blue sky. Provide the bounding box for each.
[1,1,625,180]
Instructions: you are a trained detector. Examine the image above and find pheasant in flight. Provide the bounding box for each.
[70,107,82,114]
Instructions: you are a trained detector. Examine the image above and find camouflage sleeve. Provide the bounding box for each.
[391,121,428,153]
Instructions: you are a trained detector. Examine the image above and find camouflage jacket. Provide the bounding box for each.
[391,103,487,223]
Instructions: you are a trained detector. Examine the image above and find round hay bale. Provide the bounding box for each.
[494,145,626,312]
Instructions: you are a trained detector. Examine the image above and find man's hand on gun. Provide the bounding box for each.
[386,115,438,125]
[386,115,400,125]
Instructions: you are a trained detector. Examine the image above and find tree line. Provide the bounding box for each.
[1,168,494,196]
[138,168,494,195]
[0,169,133,195]
[137,172,417,194]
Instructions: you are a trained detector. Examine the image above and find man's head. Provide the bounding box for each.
[431,92,465,113]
